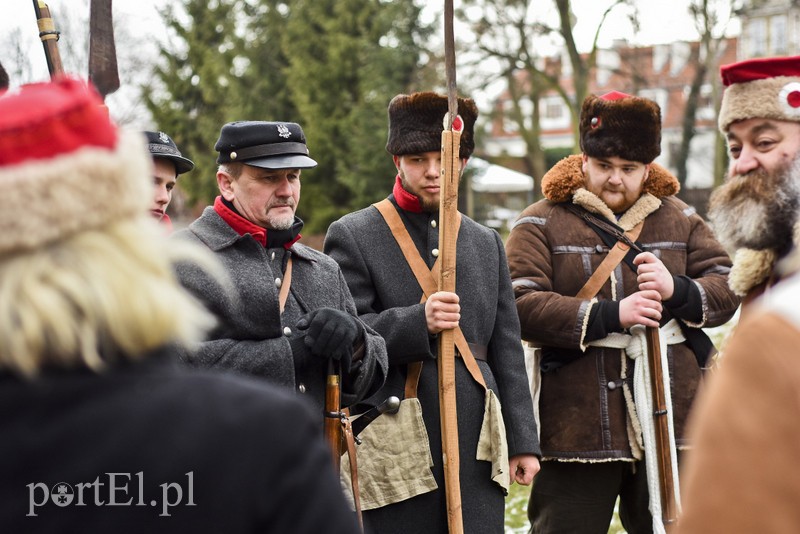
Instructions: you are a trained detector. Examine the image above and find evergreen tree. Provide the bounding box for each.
[144,0,248,207]
[284,0,433,232]
[146,0,432,231]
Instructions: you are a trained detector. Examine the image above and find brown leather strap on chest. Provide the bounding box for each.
[279,257,292,314]
[575,221,644,300]
[374,199,487,394]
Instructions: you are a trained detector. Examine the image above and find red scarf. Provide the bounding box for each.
[392,175,423,213]
[213,196,300,249]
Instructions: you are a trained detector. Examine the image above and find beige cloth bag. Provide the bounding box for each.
[476,387,511,492]
[340,394,437,510]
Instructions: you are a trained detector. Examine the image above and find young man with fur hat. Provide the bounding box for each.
[505,91,739,533]
[0,78,361,533]
[172,121,387,415]
[707,55,800,311]
[143,130,195,229]
[324,92,541,534]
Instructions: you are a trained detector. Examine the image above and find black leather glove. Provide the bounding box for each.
[296,308,360,373]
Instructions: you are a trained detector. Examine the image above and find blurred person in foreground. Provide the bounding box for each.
[143,130,195,230]
[707,55,800,311]
[505,91,740,533]
[677,250,800,533]
[0,77,360,534]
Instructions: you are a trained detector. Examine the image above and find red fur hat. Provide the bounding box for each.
[386,91,478,158]
[0,77,151,253]
[579,91,662,164]
[718,55,800,131]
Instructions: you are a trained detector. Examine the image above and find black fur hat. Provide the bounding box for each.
[579,91,661,164]
[386,91,478,158]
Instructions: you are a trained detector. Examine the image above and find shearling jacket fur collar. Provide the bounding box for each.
[540,154,679,231]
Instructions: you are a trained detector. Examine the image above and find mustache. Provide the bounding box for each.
[268,199,296,209]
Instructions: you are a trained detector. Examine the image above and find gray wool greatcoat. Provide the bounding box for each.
[325,196,540,534]
[505,155,740,462]
[172,206,387,412]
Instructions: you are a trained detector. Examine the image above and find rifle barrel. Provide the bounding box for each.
[645,326,678,527]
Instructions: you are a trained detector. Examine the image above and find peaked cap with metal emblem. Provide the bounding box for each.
[143,131,194,175]
[214,121,318,169]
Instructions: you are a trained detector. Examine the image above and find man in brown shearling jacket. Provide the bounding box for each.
[505,91,740,534]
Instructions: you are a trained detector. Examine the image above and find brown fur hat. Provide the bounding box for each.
[580,91,661,164]
[386,91,478,158]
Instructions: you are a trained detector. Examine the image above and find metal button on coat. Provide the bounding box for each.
[432,248,439,257]
[275,277,282,288]
[607,381,617,390]
[271,251,276,260]
[431,220,437,228]
[283,326,292,336]
[298,383,306,393]
[596,244,604,253]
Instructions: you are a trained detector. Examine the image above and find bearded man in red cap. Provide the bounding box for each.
[707,55,800,311]
[505,91,739,533]
[675,55,800,534]
[325,92,541,534]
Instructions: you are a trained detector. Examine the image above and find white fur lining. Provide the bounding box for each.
[572,188,662,230]
[0,130,150,253]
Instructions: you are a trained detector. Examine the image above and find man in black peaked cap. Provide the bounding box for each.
[172,121,387,414]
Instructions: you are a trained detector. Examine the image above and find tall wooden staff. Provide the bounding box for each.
[32,0,64,77]
[438,0,464,531]
[645,327,678,530]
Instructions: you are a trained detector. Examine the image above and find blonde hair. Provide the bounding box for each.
[0,216,220,377]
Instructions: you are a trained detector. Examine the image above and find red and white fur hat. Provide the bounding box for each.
[718,55,800,132]
[0,77,150,254]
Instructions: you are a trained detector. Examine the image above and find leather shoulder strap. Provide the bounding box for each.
[373,200,487,390]
[575,221,643,300]
[279,257,292,314]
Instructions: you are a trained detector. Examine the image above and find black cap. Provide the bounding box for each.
[143,131,195,175]
[214,121,317,169]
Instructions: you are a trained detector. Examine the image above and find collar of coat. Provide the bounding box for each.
[213,196,302,249]
[190,203,317,263]
[542,154,679,231]
[729,221,800,297]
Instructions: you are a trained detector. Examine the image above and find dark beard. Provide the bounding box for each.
[708,157,800,256]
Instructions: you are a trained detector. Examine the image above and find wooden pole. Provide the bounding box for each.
[645,326,678,530]
[32,0,65,78]
[438,2,464,531]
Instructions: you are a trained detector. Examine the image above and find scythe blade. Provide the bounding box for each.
[89,0,120,99]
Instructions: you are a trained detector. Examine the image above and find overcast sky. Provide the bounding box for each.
[2,0,739,125]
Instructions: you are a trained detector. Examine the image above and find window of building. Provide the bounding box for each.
[544,100,562,119]
[748,18,767,56]
[771,15,787,55]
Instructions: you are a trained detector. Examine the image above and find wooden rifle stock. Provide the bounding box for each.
[645,326,678,529]
[32,0,65,78]
[324,359,342,471]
